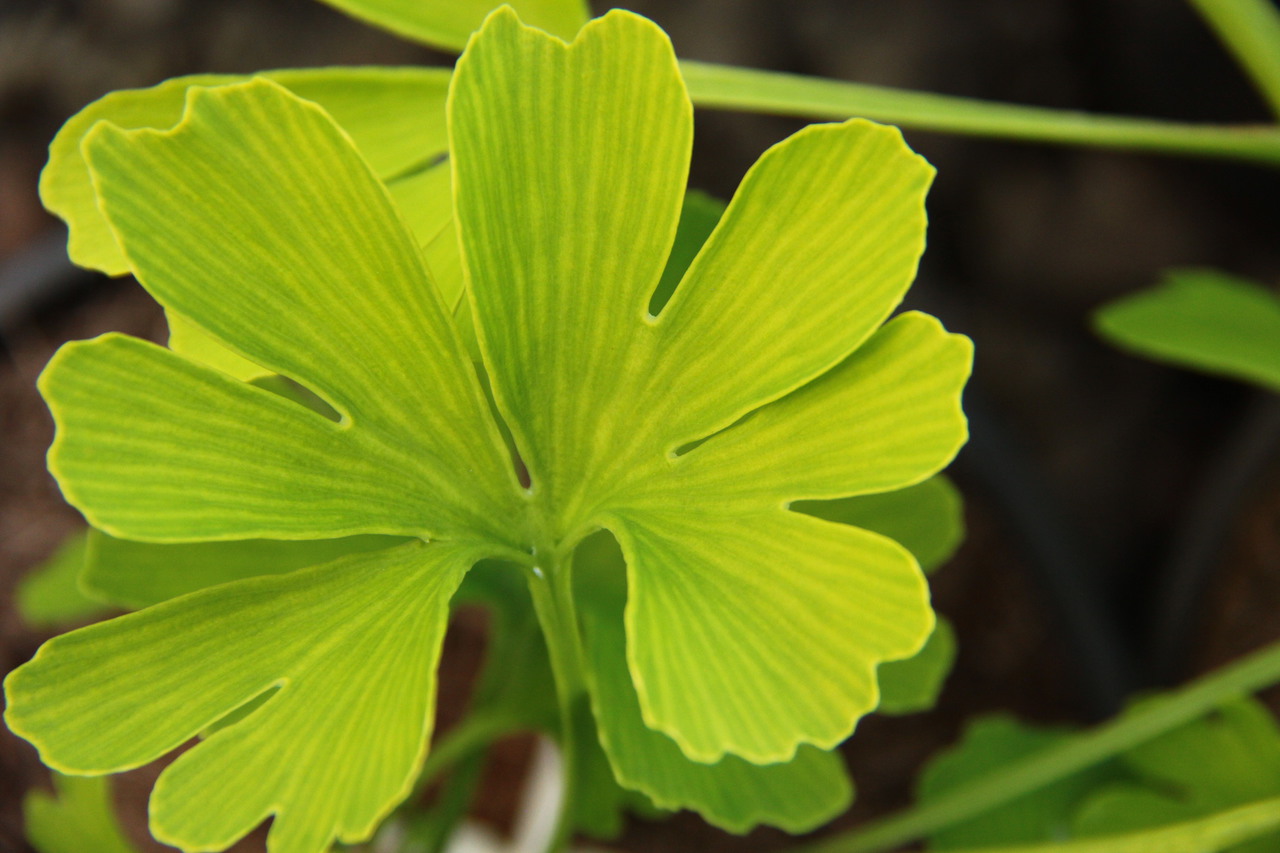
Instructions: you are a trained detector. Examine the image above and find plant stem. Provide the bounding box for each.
[1186,0,1280,119]
[791,638,1280,853]
[416,711,515,793]
[678,60,1280,168]
[527,547,587,853]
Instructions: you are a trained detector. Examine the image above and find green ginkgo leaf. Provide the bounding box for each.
[1095,269,1280,393]
[452,9,966,764]
[575,531,853,833]
[10,542,478,852]
[7,8,970,851]
[877,616,957,715]
[24,773,137,853]
[314,0,588,51]
[41,66,452,277]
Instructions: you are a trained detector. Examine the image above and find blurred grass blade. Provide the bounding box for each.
[792,638,1280,853]
[940,795,1280,853]
[1186,0,1280,118]
[679,60,1280,168]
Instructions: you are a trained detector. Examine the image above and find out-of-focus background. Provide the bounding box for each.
[3,0,1280,850]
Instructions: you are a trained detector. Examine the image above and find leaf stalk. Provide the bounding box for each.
[526,545,588,853]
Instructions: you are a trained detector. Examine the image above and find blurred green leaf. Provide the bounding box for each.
[1095,269,1280,393]
[24,773,137,853]
[877,617,957,716]
[16,533,110,628]
[917,716,1124,848]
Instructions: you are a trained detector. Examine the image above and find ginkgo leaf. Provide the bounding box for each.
[452,8,966,764]
[44,78,523,546]
[316,0,587,51]
[575,531,852,833]
[16,533,110,627]
[796,475,965,574]
[7,542,478,853]
[12,9,970,850]
[1073,698,1280,853]
[1095,269,1280,393]
[24,773,137,853]
[83,530,403,609]
[877,616,957,716]
[42,67,453,276]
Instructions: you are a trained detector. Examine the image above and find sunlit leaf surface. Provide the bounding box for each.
[41,67,453,276]
[9,9,970,850]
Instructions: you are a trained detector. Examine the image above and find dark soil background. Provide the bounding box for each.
[3,0,1280,851]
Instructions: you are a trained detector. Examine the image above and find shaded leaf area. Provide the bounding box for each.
[876,616,957,716]
[15,533,108,628]
[1095,269,1280,394]
[917,697,1280,852]
[83,530,403,609]
[24,774,137,853]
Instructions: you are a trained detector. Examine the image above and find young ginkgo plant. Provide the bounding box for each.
[4,8,971,853]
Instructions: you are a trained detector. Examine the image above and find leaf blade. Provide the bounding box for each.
[5,541,479,853]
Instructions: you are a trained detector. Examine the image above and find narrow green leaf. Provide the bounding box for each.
[24,774,137,853]
[678,61,1280,169]
[1095,269,1280,393]
[83,530,403,608]
[1186,0,1280,119]
[315,0,588,52]
[876,617,956,716]
[804,640,1280,853]
[940,796,1280,853]
[16,533,110,628]
[917,716,1123,849]
[796,476,965,574]
[42,67,452,275]
[1073,698,1280,853]
[579,538,853,833]
[5,541,478,853]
